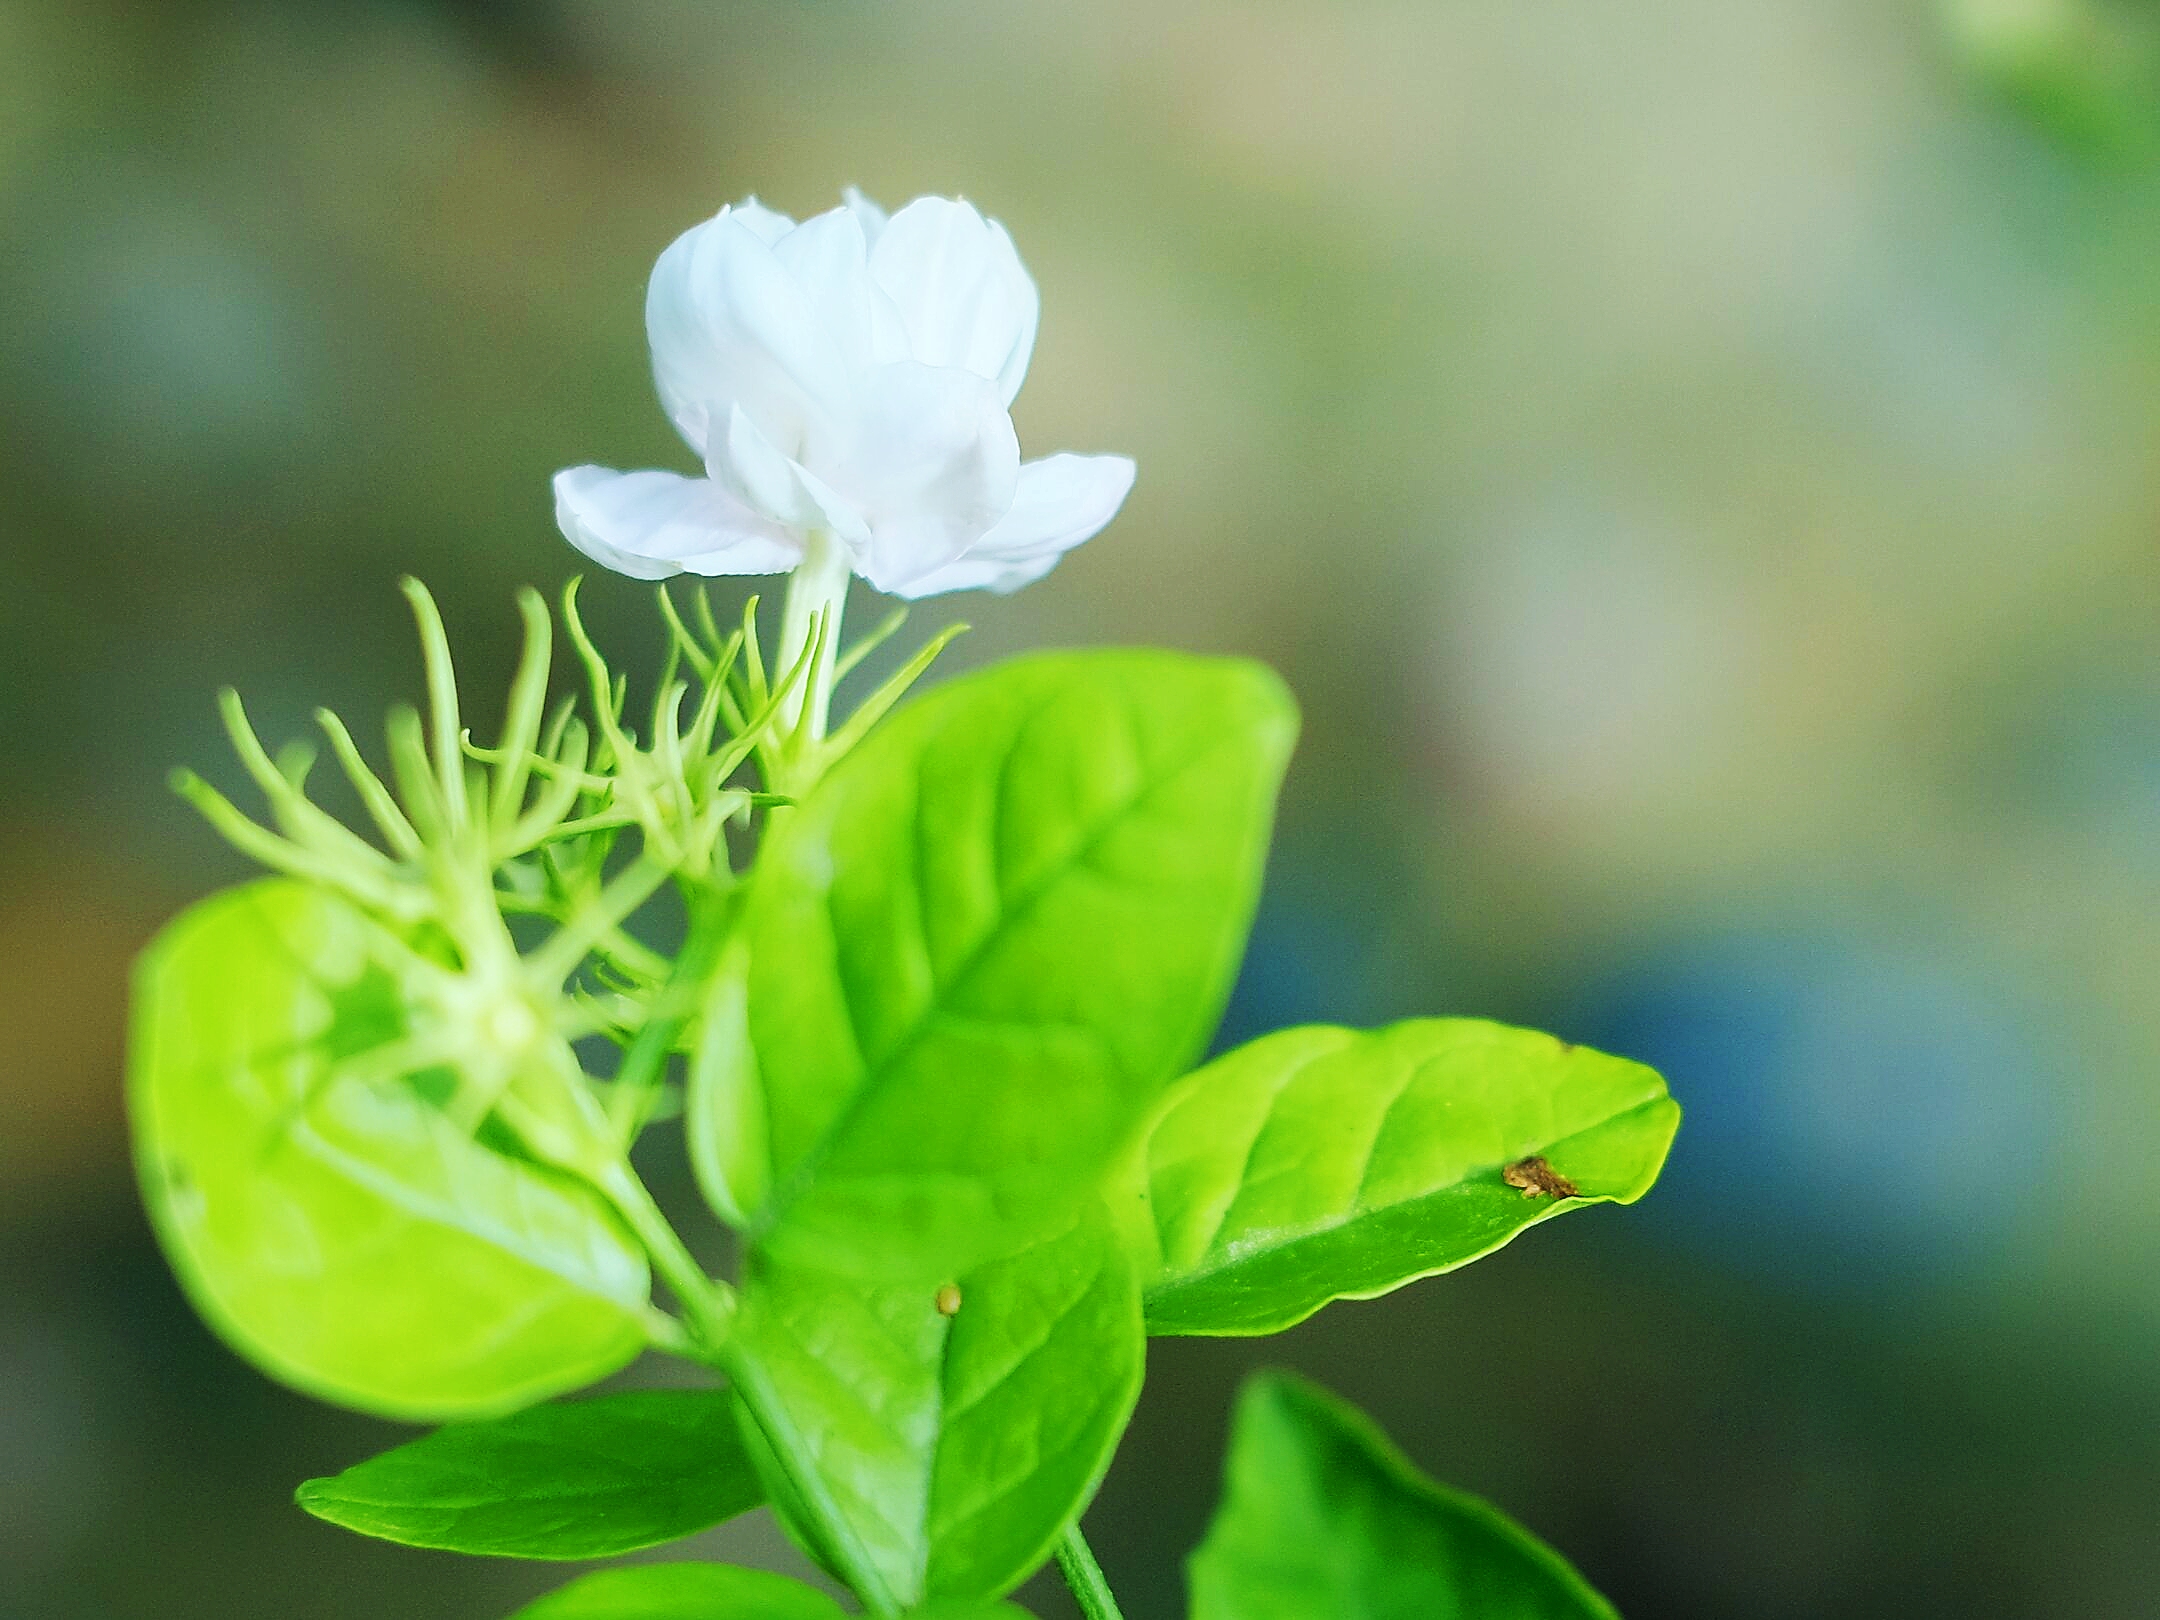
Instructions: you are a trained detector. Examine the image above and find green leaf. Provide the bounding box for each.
[505,1572,1037,1620]
[295,1389,762,1558]
[130,880,649,1420]
[501,1564,846,1620]
[730,1206,1144,1606]
[1132,1020,1678,1337]
[1189,1373,1620,1619]
[697,649,1296,1280]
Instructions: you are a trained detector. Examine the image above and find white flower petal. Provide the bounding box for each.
[978,221,1040,404]
[819,360,1020,593]
[890,453,1135,598]
[553,465,802,580]
[729,196,797,244]
[590,190,1121,600]
[645,207,852,457]
[773,206,910,375]
[841,186,889,247]
[711,404,870,545]
[976,452,1136,556]
[879,549,1051,598]
[868,197,1040,403]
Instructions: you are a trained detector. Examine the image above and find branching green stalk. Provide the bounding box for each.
[601,883,732,1141]
[822,621,968,761]
[832,603,906,683]
[315,707,422,858]
[384,704,451,844]
[401,577,472,831]
[1056,1525,1129,1620]
[526,856,671,987]
[170,770,421,920]
[218,690,397,877]
[488,587,557,841]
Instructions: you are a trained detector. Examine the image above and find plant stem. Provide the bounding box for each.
[1056,1525,1127,1620]
[591,1160,737,1349]
[776,529,847,743]
[594,1159,902,1617]
[716,1337,903,1617]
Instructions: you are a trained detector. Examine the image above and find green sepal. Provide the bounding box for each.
[701,648,1296,1282]
[1127,1020,1678,1336]
[295,1389,763,1558]
[129,879,648,1420]
[1188,1372,1621,1619]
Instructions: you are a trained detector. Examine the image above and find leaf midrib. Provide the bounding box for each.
[755,695,1256,1240]
[1144,1091,1674,1305]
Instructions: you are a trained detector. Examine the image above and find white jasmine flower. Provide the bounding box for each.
[554,191,1135,599]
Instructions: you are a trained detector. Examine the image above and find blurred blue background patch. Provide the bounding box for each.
[1573,929,2060,1282]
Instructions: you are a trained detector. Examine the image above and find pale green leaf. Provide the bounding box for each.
[130,880,648,1420]
[296,1389,762,1558]
[1132,1020,1678,1336]
[502,1564,845,1620]
[696,650,1296,1281]
[731,1207,1144,1606]
[1189,1373,1620,1619]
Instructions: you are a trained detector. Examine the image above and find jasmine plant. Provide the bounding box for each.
[130,192,1680,1620]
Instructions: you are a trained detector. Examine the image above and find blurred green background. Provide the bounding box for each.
[6,1,2160,1615]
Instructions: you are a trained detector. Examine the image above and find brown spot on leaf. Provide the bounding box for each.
[1502,1155,1580,1200]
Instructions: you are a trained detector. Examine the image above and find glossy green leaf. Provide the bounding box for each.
[698,649,1296,1279]
[731,1207,1144,1606]
[129,880,649,1420]
[1132,1020,1678,1336]
[1189,1373,1620,1619]
[295,1389,762,1558]
[502,1564,846,1620]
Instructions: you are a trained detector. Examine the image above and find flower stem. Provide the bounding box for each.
[593,1158,902,1616]
[777,529,848,743]
[1056,1525,1127,1620]
[591,1159,737,1350]
[716,1337,903,1616]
